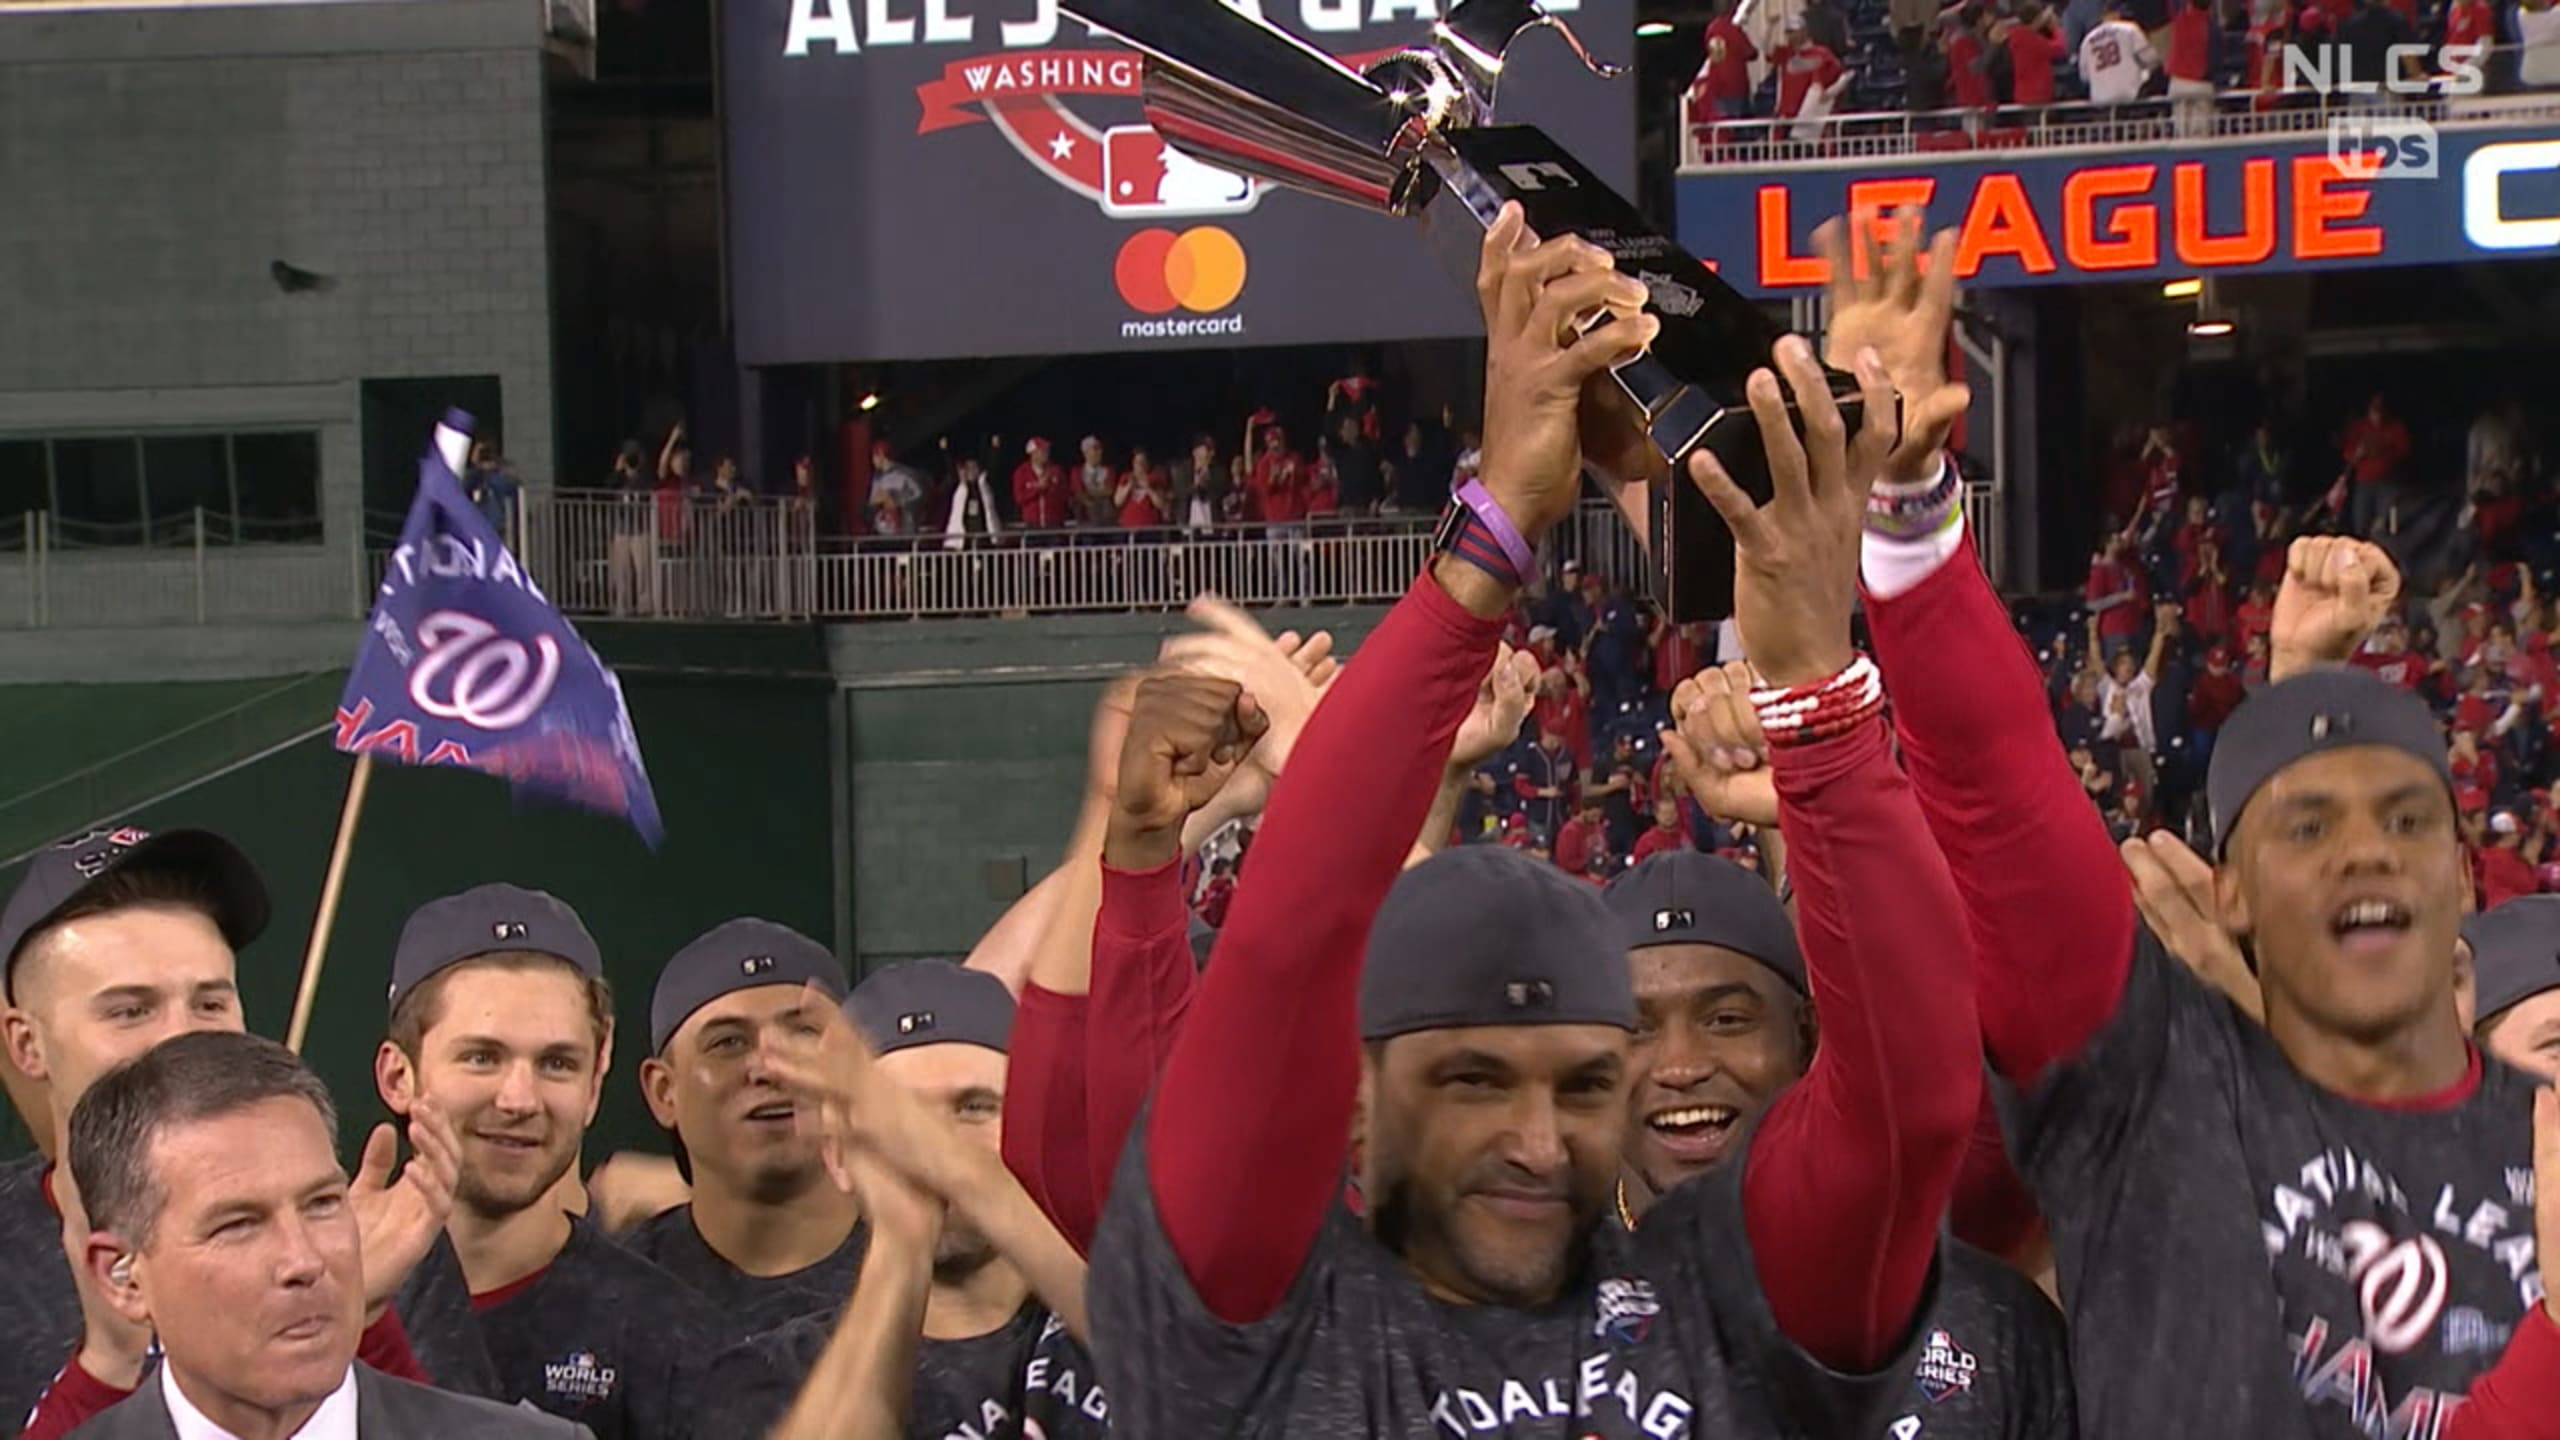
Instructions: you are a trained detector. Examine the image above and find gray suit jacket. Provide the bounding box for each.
[66,1364,593,1439]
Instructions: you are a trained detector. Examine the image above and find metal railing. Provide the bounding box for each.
[1678,62,2560,169]
[4,483,2016,630]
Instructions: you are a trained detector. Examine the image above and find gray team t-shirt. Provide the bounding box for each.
[709,1298,1108,1439]
[617,1203,865,1337]
[2012,930,2543,1440]
[0,1153,79,1432]
[1879,1242,2075,1440]
[1089,1127,1936,1438]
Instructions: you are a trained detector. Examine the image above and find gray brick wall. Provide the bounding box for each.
[0,0,555,623]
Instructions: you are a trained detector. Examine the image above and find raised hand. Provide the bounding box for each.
[2270,536,2401,680]
[1816,204,1970,486]
[1451,645,1541,772]
[1473,202,1659,546]
[350,1098,460,1317]
[1661,662,1780,827]
[1106,674,1270,870]
[1686,337,1898,688]
[2121,831,2262,1023]
[771,992,979,1207]
[1156,595,1336,822]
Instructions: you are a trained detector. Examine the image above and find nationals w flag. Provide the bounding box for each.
[335,410,665,846]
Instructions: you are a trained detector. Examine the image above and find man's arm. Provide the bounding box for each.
[1680,330,1980,1371]
[1822,206,2129,1086]
[1150,208,1654,1322]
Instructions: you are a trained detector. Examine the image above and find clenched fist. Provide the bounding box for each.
[2271,537,2400,681]
[1106,674,1270,870]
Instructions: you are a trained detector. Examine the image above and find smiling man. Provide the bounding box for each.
[1603,850,2074,1438]
[375,884,738,1439]
[60,1031,580,1440]
[624,918,862,1333]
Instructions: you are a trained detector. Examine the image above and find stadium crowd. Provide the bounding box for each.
[6,205,2560,1440]
[1683,0,2560,140]
[609,368,1484,548]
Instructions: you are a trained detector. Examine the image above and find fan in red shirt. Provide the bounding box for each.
[2479,811,2542,910]
[1247,424,1307,524]
[1554,796,1608,876]
[1115,447,1171,529]
[2086,535,2150,658]
[1532,659,1593,768]
[1630,795,1694,863]
[2348,617,2426,689]
[2344,394,2411,484]
[2444,0,2495,55]
[1701,0,1761,115]
[2170,495,2222,588]
[1013,436,1070,530]
[2451,726,2498,816]
[2188,648,2247,735]
[1773,18,1845,117]
[2183,539,2235,645]
[1948,6,1997,108]
[2005,6,2065,105]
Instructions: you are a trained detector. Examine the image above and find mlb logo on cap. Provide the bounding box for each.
[2312,713,2347,740]
[1505,979,1555,1009]
[1653,908,1693,933]
[492,921,528,942]
[897,1010,935,1035]
[741,955,775,976]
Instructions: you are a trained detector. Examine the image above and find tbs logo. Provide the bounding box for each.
[2328,117,2438,180]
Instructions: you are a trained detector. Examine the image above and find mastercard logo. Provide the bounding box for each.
[1113,227,1247,315]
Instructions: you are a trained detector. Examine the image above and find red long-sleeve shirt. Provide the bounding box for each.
[18,1310,428,1440]
[1744,711,1983,1368]
[1003,982,1100,1252]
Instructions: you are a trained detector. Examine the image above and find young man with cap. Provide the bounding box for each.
[713,960,1101,1439]
[2466,895,2560,1080]
[368,883,737,1439]
[1083,212,1980,1436]
[1603,850,2074,1438]
[1831,207,2560,1435]
[625,917,862,1333]
[0,824,459,1434]
[57,1031,584,1440]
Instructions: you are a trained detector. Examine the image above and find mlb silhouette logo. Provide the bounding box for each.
[1102,126,1260,219]
[1505,979,1555,1009]
[1653,908,1694,933]
[898,1011,935,1035]
[492,921,528,941]
[741,955,775,976]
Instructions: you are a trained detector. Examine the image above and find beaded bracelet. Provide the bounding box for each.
[1750,654,1885,748]
[1864,454,1963,542]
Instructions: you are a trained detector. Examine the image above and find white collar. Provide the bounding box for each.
[161,1363,357,1440]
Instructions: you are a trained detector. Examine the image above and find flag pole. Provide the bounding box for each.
[287,753,374,1055]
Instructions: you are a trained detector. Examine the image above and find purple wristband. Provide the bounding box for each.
[1454,479,1537,581]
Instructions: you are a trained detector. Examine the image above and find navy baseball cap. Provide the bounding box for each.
[2207,669,2453,858]
[2467,894,2560,1025]
[848,960,1013,1057]
[389,884,602,1018]
[1,824,268,1003]
[650,918,847,1053]
[1602,851,1804,993]
[1359,846,1634,1042]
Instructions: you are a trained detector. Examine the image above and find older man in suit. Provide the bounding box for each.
[62,1031,583,1440]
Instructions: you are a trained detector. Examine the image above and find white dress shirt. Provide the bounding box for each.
[163,1363,358,1440]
